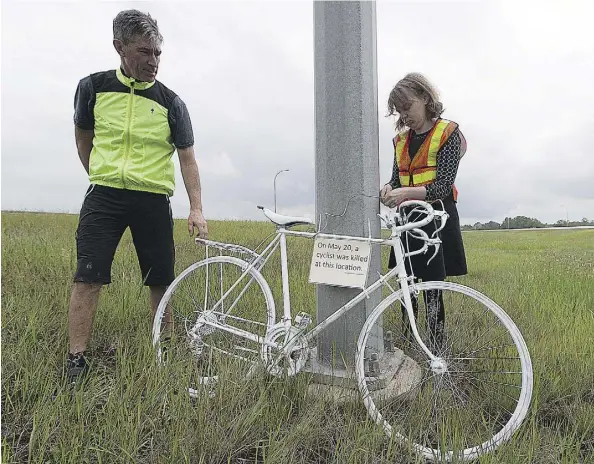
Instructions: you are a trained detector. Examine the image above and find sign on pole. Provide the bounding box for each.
[309,238,371,289]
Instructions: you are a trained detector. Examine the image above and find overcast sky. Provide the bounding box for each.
[2,0,593,225]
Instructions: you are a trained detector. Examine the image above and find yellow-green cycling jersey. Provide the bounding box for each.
[74,68,194,197]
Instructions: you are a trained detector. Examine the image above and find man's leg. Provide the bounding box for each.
[129,191,175,335]
[150,285,172,338]
[68,282,103,354]
[65,282,102,382]
[150,285,167,319]
[67,184,128,381]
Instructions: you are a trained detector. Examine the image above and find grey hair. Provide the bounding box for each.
[113,9,163,46]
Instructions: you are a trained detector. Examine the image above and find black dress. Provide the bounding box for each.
[387,126,468,281]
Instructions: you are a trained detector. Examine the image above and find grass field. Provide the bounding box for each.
[2,211,593,463]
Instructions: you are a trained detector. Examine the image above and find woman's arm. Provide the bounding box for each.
[380,140,402,205]
[388,154,402,189]
[388,140,400,189]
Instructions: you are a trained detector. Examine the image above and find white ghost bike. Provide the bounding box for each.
[152,200,533,462]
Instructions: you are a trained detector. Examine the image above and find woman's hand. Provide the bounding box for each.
[380,183,393,203]
[382,186,427,209]
[382,188,409,208]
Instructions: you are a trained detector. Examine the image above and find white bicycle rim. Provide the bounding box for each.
[356,281,533,462]
[152,256,276,396]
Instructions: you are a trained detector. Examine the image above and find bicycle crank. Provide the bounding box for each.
[263,324,309,377]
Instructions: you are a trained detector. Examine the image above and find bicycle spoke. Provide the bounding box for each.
[154,256,275,391]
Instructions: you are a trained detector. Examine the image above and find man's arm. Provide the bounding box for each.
[168,95,207,238]
[75,127,94,174]
[178,146,208,238]
[73,75,95,173]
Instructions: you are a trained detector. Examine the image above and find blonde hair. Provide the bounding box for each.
[387,73,444,131]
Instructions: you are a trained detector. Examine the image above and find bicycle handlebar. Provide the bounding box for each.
[378,200,448,261]
[378,200,442,233]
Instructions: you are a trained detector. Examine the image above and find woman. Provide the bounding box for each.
[380,72,467,350]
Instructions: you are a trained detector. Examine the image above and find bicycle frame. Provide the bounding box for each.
[198,209,442,362]
[281,227,440,361]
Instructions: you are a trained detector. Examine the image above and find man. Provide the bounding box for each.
[66,9,207,382]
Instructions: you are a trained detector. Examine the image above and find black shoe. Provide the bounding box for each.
[65,352,89,384]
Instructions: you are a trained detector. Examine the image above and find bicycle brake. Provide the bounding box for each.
[431,210,449,239]
[427,241,441,265]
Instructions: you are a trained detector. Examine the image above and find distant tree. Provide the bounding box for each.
[483,221,500,230]
[460,215,592,231]
[504,216,545,229]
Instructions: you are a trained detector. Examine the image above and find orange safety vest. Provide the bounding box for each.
[393,118,465,201]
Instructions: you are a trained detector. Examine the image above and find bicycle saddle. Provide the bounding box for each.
[257,206,314,227]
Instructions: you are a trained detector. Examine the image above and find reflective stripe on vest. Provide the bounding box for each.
[393,118,459,198]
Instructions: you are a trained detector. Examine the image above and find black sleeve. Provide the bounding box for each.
[389,138,401,189]
[73,76,95,130]
[168,96,194,149]
[425,129,462,201]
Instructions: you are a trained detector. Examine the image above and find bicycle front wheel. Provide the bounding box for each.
[356,281,533,462]
[152,256,276,397]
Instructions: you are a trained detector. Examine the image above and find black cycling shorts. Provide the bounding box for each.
[73,184,175,286]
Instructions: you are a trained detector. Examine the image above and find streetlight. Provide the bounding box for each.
[274,169,289,213]
[561,204,569,224]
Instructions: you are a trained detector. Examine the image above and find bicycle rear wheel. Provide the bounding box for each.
[152,256,276,397]
[356,281,533,462]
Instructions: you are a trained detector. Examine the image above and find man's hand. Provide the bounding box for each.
[75,127,94,174]
[188,209,208,238]
[178,146,207,239]
[380,183,393,202]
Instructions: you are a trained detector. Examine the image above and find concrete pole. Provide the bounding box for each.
[314,1,382,368]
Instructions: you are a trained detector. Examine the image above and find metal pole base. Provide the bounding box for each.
[302,347,422,403]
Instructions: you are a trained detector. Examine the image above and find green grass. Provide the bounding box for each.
[2,212,593,463]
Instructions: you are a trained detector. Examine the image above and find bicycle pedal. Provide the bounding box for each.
[294,312,312,329]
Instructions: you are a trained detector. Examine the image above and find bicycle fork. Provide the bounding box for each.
[391,241,445,371]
